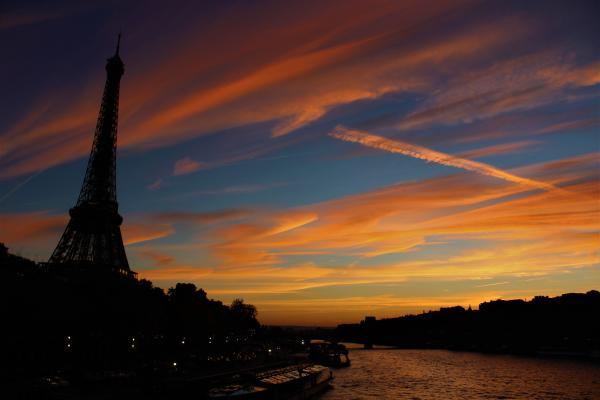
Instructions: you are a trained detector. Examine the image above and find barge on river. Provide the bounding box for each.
[208,364,333,399]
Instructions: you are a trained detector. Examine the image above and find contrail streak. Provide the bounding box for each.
[0,169,45,205]
[329,126,558,192]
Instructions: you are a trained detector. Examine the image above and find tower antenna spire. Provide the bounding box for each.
[115,32,121,56]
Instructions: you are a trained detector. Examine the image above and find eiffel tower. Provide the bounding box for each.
[49,35,131,275]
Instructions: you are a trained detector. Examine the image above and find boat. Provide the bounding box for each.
[208,363,333,399]
[309,342,351,368]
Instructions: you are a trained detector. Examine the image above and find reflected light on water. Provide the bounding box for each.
[321,349,600,400]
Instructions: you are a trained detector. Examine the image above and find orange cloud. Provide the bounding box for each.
[0,212,66,260]
[457,140,541,159]
[129,151,598,303]
[136,247,175,266]
[2,2,537,179]
[435,108,600,146]
[208,210,319,266]
[121,222,174,245]
[395,52,600,132]
[0,212,65,244]
[172,156,205,176]
[212,153,595,277]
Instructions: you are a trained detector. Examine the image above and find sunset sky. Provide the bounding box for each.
[1,0,599,326]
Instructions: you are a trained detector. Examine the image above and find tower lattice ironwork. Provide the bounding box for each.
[49,35,130,274]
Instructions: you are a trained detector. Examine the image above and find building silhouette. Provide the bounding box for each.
[48,35,131,275]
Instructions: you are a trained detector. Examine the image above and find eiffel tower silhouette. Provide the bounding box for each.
[49,35,132,275]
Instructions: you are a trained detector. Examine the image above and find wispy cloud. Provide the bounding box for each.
[157,209,250,225]
[172,157,205,176]
[475,281,510,288]
[457,140,541,159]
[147,178,164,191]
[0,212,65,244]
[0,10,64,30]
[137,247,175,266]
[187,183,284,196]
[330,126,558,191]
[395,54,600,132]
[122,222,175,246]
[134,152,598,287]
[1,2,533,179]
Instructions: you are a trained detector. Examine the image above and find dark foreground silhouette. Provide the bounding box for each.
[2,243,598,398]
[336,290,600,358]
[0,244,266,397]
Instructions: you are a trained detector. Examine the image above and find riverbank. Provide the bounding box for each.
[335,291,600,362]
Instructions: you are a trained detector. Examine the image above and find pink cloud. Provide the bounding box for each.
[172,157,205,176]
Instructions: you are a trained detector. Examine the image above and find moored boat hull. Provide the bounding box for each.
[208,364,333,400]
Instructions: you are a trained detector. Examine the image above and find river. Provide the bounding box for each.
[320,346,600,399]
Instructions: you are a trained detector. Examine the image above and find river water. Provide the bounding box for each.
[320,347,600,399]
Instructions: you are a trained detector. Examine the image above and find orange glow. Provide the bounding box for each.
[135,153,598,319]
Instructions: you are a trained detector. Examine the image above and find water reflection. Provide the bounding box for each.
[321,348,600,399]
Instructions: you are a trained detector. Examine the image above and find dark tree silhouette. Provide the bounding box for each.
[230,298,259,332]
[336,290,600,357]
[0,244,260,385]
